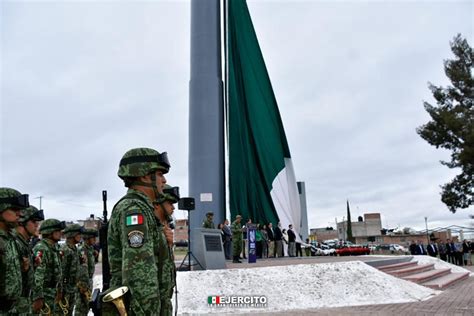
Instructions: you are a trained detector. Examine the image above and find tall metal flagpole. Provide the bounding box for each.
[189,0,225,247]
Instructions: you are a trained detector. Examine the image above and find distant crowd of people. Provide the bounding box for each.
[203,213,303,263]
[409,239,473,266]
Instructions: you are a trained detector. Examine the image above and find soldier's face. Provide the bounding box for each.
[87,236,96,246]
[154,170,167,193]
[2,209,20,225]
[73,233,82,244]
[51,230,62,242]
[163,201,175,216]
[26,220,40,237]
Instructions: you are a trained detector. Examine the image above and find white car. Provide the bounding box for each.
[390,244,407,252]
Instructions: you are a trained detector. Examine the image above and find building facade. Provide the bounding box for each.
[337,213,382,242]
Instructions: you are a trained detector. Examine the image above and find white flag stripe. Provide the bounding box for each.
[270,158,302,243]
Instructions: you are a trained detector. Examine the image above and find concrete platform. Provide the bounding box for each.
[378,261,418,272]
[402,268,451,283]
[423,272,470,290]
[387,263,434,277]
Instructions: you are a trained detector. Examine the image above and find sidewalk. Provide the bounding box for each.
[239,264,474,316]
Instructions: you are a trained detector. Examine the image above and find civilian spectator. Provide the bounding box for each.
[282,228,288,257]
[261,225,269,258]
[266,223,275,258]
[409,240,417,255]
[274,222,283,258]
[287,224,296,257]
[427,240,438,257]
[222,219,232,260]
[438,241,447,261]
[296,234,303,257]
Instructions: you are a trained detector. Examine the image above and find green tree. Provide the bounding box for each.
[417,34,474,213]
[346,200,354,242]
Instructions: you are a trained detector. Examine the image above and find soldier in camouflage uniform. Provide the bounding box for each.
[107,148,172,315]
[13,205,44,314]
[60,224,83,315]
[32,219,66,315]
[202,212,215,229]
[154,184,180,316]
[231,215,243,263]
[0,187,29,314]
[75,228,98,315]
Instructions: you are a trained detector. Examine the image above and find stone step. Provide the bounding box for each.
[422,272,470,289]
[402,268,451,284]
[377,261,418,272]
[387,263,435,277]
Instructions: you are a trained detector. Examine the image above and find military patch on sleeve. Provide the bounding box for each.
[34,250,43,266]
[128,230,145,248]
[126,213,144,226]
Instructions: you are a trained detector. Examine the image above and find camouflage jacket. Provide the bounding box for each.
[12,230,34,313]
[77,243,95,289]
[231,221,243,242]
[202,219,215,229]
[13,231,34,296]
[32,239,62,301]
[108,189,167,315]
[157,224,176,315]
[60,241,80,294]
[0,229,22,306]
[82,243,95,280]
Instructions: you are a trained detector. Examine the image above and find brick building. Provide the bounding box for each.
[310,227,338,241]
[174,218,189,244]
[337,213,383,243]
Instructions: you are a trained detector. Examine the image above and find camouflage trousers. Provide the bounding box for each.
[74,291,90,316]
[62,291,77,315]
[233,238,242,257]
[9,296,31,315]
[31,291,60,316]
[160,297,173,316]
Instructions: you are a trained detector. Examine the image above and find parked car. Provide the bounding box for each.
[390,244,408,253]
[336,246,370,256]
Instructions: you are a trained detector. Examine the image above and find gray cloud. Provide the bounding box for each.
[1,1,472,235]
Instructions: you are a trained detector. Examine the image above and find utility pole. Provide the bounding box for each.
[424,216,429,244]
[35,196,44,209]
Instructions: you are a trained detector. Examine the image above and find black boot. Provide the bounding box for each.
[233,256,242,263]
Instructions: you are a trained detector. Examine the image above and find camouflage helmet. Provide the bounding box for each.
[19,205,45,224]
[0,187,29,213]
[157,185,180,204]
[82,228,98,238]
[118,148,170,179]
[64,224,84,238]
[40,219,66,234]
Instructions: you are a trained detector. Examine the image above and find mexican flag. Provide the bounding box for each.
[208,296,221,304]
[126,214,144,226]
[227,0,301,237]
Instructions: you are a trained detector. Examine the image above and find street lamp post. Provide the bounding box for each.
[35,196,43,209]
[424,216,429,244]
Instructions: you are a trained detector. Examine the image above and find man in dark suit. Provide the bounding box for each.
[287,224,296,257]
[415,240,427,255]
[409,240,417,255]
[266,223,274,258]
[427,241,438,257]
[222,219,232,260]
[446,239,455,264]
[274,222,283,257]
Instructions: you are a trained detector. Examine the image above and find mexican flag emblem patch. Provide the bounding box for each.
[126,214,144,226]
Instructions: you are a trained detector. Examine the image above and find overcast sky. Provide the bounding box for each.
[1,0,473,235]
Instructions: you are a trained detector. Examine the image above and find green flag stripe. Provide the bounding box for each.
[228,0,293,225]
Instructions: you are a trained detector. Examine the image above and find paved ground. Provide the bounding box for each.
[98,254,473,315]
[227,260,474,316]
